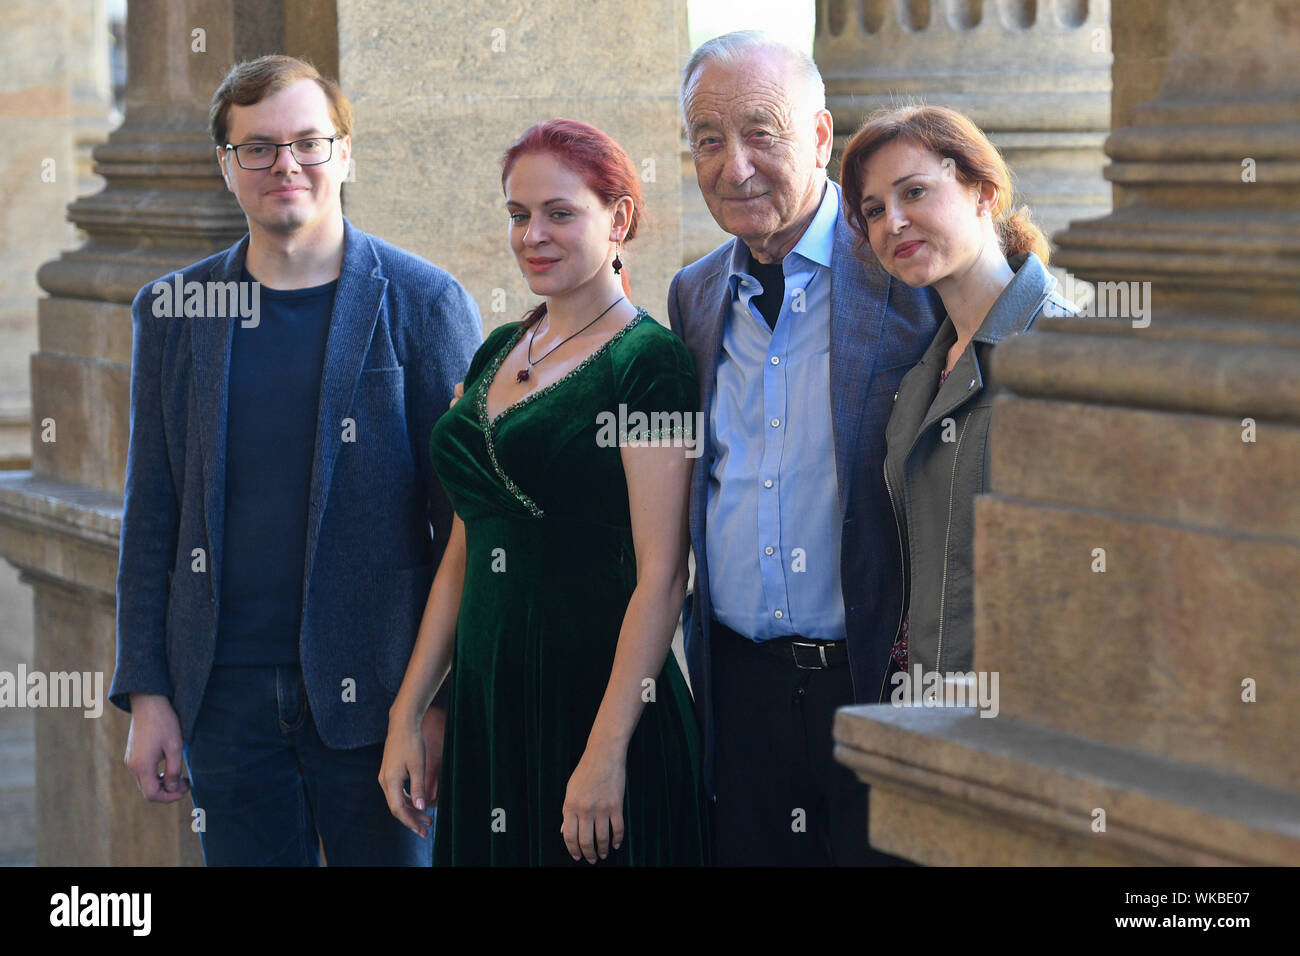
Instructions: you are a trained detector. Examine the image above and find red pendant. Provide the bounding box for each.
[516,368,530,383]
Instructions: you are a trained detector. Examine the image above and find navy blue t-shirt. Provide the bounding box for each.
[214,268,336,667]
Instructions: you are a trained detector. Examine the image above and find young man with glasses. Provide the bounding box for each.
[109,55,481,865]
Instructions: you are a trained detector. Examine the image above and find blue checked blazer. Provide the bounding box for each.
[667,203,942,792]
[109,218,482,748]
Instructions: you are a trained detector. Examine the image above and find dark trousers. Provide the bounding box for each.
[184,664,431,866]
[710,621,911,866]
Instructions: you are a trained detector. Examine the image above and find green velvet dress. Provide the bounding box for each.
[428,309,710,866]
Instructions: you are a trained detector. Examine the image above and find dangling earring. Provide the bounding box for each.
[612,240,623,275]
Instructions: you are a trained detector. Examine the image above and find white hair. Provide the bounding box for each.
[680,30,826,121]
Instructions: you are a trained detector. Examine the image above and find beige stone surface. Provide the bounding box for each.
[1055,2,1298,314]
[815,0,1112,250]
[337,0,688,334]
[0,474,122,598]
[987,397,1300,538]
[37,297,134,367]
[974,494,1295,792]
[34,584,199,866]
[835,705,1300,866]
[65,0,116,198]
[30,352,131,496]
[0,0,82,465]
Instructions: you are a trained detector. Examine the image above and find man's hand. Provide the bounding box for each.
[449,381,464,409]
[420,704,446,807]
[124,693,191,803]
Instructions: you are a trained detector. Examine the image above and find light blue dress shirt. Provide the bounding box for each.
[706,180,846,642]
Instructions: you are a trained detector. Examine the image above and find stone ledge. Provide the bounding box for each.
[0,472,121,543]
[986,399,1300,543]
[990,331,1300,422]
[0,472,122,601]
[833,704,1300,865]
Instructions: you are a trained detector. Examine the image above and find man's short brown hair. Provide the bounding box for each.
[210,54,353,146]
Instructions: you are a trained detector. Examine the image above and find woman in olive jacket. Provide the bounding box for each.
[840,105,1074,683]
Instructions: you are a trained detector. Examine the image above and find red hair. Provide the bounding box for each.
[501,119,644,328]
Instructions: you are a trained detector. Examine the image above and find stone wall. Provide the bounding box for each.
[337,0,688,334]
[815,0,1112,257]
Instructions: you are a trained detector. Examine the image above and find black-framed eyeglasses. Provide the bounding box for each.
[223,134,340,170]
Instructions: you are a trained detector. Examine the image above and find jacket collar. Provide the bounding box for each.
[209,233,250,283]
[905,252,1053,439]
[202,216,376,283]
[973,251,1054,346]
[916,250,1055,386]
[725,179,838,285]
[302,219,387,591]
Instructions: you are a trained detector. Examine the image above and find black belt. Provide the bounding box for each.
[712,618,848,670]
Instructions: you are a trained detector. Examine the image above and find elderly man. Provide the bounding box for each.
[668,31,942,866]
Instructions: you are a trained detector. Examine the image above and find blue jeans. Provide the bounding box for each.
[183,664,431,866]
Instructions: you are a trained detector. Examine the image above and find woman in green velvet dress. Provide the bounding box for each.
[379,119,709,866]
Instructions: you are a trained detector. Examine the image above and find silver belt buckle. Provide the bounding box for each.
[792,640,827,669]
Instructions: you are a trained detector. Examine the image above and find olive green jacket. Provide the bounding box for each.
[882,252,1071,676]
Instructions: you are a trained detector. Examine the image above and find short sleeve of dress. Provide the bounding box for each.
[465,321,520,388]
[611,317,700,443]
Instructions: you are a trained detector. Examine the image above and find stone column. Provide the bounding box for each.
[0,0,116,867]
[0,0,298,866]
[0,0,102,468]
[833,0,1300,865]
[814,0,1113,256]
[336,0,688,335]
[67,0,120,199]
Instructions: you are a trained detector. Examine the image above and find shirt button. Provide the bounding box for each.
[763,479,773,488]
[770,417,780,427]
[764,546,774,556]
[770,356,780,365]
[774,609,784,619]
